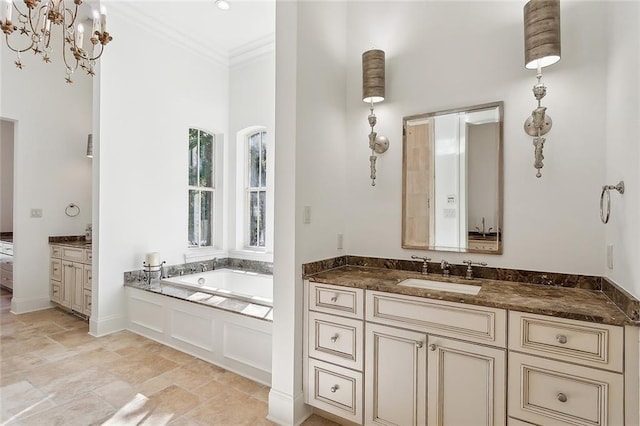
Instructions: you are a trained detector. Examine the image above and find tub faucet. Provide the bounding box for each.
[440,260,451,277]
[199,263,207,272]
[411,255,431,275]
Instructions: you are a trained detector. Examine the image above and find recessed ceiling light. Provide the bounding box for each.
[215,0,230,10]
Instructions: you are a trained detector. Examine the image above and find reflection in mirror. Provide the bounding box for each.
[402,102,503,254]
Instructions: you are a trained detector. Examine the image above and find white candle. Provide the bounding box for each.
[5,0,12,23]
[146,252,160,267]
[100,6,107,33]
[75,24,84,49]
[92,10,100,35]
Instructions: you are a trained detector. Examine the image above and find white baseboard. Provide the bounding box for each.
[10,297,52,314]
[89,314,127,337]
[267,389,311,426]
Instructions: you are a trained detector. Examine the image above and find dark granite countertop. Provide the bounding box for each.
[0,232,13,243]
[305,265,636,326]
[49,236,92,248]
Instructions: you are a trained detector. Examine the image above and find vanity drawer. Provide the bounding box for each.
[308,311,363,370]
[366,290,506,347]
[50,245,62,259]
[508,352,623,426]
[62,247,84,262]
[84,249,92,264]
[309,281,364,319]
[307,358,362,424]
[50,280,61,304]
[83,265,92,290]
[50,259,62,281]
[508,311,623,373]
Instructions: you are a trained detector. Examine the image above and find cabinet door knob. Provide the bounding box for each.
[556,335,568,344]
[557,392,567,403]
[330,334,339,343]
[330,295,338,302]
[415,341,424,349]
[330,385,339,393]
[428,344,436,351]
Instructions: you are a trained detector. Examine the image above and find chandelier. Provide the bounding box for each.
[1,0,113,83]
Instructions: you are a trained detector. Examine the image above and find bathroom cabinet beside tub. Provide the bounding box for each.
[49,241,92,317]
[303,270,640,426]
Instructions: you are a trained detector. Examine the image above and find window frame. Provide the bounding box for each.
[188,128,216,249]
[244,130,268,250]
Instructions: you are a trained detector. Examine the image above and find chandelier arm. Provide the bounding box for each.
[3,33,35,53]
[65,3,79,31]
[87,43,104,61]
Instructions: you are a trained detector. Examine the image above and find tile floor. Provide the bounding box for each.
[0,289,336,426]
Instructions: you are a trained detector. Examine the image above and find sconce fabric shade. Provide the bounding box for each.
[362,49,385,103]
[86,134,93,158]
[524,0,561,69]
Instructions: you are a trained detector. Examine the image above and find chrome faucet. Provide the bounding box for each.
[440,260,451,277]
[462,260,488,279]
[199,263,208,272]
[475,217,494,237]
[411,255,431,275]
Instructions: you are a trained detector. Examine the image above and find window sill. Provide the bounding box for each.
[229,249,273,263]
[184,247,226,263]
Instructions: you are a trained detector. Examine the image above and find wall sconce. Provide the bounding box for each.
[362,49,389,187]
[86,134,93,158]
[523,0,561,178]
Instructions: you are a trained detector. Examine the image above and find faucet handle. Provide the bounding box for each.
[462,260,487,279]
[411,255,431,274]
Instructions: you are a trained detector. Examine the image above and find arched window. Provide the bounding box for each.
[245,130,267,248]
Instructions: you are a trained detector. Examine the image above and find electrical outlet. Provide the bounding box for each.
[337,233,344,250]
[607,244,614,269]
[30,208,43,218]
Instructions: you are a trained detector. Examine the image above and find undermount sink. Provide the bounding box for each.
[398,278,482,295]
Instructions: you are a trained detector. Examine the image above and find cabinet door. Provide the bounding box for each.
[71,263,84,312]
[62,261,74,308]
[365,323,427,426]
[427,336,506,426]
[83,265,92,290]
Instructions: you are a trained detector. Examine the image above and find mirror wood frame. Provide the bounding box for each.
[401,101,504,254]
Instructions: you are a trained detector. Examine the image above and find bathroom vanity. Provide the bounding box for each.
[0,238,13,291]
[303,260,639,426]
[49,237,92,317]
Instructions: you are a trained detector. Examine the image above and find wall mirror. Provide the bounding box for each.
[402,101,503,254]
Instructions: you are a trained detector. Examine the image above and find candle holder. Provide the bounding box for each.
[142,260,166,289]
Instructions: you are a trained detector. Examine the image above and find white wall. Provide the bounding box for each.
[0,119,14,232]
[93,3,229,335]
[344,1,608,276]
[604,1,640,299]
[0,36,92,313]
[229,53,276,258]
[269,1,348,424]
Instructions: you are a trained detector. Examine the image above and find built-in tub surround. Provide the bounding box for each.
[303,256,640,325]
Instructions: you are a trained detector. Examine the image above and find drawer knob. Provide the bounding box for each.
[428,343,436,351]
[556,334,568,344]
[330,334,339,343]
[557,392,568,403]
[330,295,338,302]
[330,385,339,393]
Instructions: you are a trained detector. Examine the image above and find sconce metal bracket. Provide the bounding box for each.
[524,114,552,137]
[371,135,389,154]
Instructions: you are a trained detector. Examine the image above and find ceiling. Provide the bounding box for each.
[107,0,275,65]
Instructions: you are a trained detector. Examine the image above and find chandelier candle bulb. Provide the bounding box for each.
[75,24,84,49]
[5,0,11,23]
[92,11,100,35]
[100,6,107,33]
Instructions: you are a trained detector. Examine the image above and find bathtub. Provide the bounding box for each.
[161,268,273,307]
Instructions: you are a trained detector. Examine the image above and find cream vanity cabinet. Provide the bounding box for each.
[365,290,506,426]
[507,311,631,426]
[0,241,13,291]
[50,244,92,317]
[304,282,507,425]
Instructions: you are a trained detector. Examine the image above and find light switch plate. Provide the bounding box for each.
[30,208,43,218]
[303,206,311,224]
[607,244,614,269]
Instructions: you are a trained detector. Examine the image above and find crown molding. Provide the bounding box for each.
[108,2,229,67]
[229,33,275,68]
